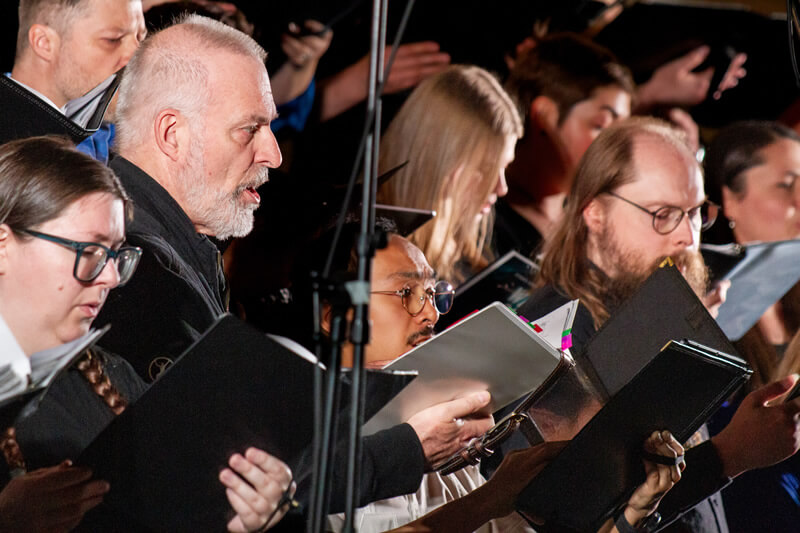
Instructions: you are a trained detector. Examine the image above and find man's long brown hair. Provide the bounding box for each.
[536,117,693,327]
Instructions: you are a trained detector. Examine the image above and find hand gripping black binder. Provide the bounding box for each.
[515,339,750,532]
[78,314,414,531]
[514,264,752,531]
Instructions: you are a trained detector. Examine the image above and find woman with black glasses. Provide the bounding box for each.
[0,136,293,532]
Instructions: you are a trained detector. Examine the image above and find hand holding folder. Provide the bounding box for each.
[515,340,751,532]
[78,315,416,530]
[510,265,752,532]
[0,461,109,532]
[711,374,800,478]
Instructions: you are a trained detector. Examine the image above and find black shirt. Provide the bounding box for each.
[492,199,544,259]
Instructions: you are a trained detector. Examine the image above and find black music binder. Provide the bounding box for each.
[516,339,751,532]
[580,263,735,399]
[79,314,414,530]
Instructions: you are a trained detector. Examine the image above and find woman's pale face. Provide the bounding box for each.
[723,138,800,243]
[479,134,517,216]
[0,192,125,355]
[556,85,631,176]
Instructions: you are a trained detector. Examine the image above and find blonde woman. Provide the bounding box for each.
[378,65,523,284]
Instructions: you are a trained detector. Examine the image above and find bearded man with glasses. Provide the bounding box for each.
[483,117,800,533]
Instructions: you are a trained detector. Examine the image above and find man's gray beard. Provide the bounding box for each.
[598,224,709,310]
[177,144,267,240]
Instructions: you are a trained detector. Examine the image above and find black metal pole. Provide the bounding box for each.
[307,276,324,533]
[341,0,386,528]
[309,2,418,531]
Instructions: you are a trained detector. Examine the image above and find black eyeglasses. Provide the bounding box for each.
[20,229,142,286]
[606,191,719,235]
[372,280,455,317]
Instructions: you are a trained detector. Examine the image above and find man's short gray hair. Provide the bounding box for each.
[16,0,87,60]
[114,14,267,153]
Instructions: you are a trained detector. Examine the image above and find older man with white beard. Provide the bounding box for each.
[94,14,491,524]
[93,14,278,381]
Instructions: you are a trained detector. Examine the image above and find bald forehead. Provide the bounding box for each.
[633,132,696,176]
[626,134,704,203]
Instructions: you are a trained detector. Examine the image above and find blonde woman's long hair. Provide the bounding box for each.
[377,65,523,282]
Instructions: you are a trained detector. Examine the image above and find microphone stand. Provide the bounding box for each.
[341,0,388,529]
[307,1,417,530]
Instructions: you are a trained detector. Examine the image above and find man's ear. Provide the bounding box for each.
[720,185,741,224]
[0,225,12,275]
[529,96,560,134]
[28,24,59,63]
[153,109,186,162]
[582,197,606,235]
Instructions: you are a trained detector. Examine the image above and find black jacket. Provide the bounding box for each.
[0,75,89,145]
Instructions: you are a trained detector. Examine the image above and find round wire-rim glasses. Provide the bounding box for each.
[606,191,719,235]
[372,280,455,317]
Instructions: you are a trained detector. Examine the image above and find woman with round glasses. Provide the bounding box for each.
[703,121,800,532]
[0,136,293,532]
[377,65,523,285]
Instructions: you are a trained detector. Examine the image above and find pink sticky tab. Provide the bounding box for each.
[561,334,573,350]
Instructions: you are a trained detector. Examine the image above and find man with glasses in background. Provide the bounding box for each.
[295,220,528,532]
[292,218,495,473]
[485,117,800,533]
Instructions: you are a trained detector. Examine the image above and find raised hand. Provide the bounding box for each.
[637,46,747,110]
[320,41,450,120]
[712,374,800,478]
[282,20,333,70]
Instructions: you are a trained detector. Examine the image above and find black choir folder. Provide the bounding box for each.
[514,264,752,532]
[516,340,750,532]
[78,314,415,531]
[580,263,735,399]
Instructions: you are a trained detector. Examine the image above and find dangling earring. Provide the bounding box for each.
[728,220,736,229]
